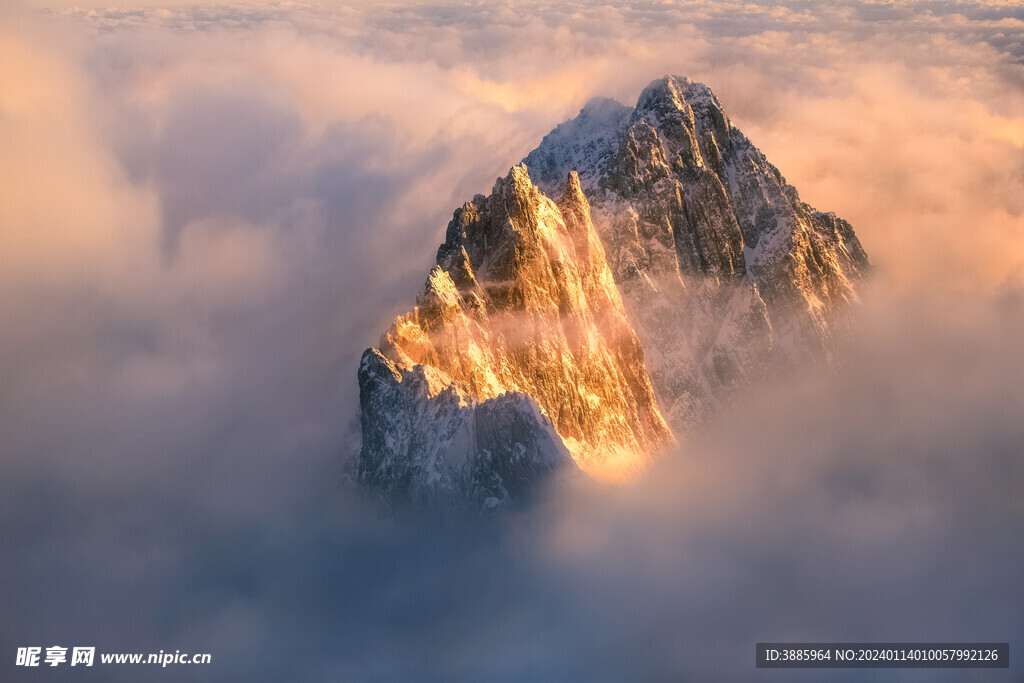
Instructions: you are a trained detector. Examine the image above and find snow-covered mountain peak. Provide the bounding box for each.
[355,75,868,511]
[636,74,717,110]
[522,74,869,431]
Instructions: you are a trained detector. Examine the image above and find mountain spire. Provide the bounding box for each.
[356,76,868,510]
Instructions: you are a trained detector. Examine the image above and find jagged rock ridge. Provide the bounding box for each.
[524,75,869,431]
[357,166,672,509]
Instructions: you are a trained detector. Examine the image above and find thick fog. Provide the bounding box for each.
[1,1,1022,680]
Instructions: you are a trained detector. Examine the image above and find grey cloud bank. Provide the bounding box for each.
[4,289,1022,682]
[1,0,1022,680]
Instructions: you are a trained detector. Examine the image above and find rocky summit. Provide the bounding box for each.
[357,75,869,510]
[525,75,869,430]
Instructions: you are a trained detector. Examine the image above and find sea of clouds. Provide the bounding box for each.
[1,1,1022,680]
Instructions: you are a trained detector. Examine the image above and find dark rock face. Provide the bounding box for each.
[357,349,576,512]
[524,75,869,430]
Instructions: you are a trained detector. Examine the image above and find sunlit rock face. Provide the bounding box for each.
[524,75,869,431]
[358,166,673,510]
